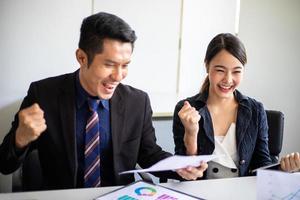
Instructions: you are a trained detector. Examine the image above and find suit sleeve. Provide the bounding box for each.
[0,83,38,174]
[137,93,172,168]
[136,93,181,179]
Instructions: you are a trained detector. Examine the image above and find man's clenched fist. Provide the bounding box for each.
[15,103,47,148]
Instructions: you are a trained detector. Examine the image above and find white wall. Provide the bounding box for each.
[179,0,237,98]
[238,0,300,155]
[93,0,182,115]
[0,0,91,192]
[92,0,238,115]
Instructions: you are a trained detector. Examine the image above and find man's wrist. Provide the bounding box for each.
[13,131,28,157]
[15,129,29,149]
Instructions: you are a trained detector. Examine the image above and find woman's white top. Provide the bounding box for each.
[206,123,239,179]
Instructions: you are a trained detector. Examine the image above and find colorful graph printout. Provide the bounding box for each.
[95,181,204,200]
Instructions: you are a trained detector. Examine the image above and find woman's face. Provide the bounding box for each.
[207,49,244,99]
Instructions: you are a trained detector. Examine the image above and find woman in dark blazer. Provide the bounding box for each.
[173,33,300,179]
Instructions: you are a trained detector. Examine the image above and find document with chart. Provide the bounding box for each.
[95,180,204,200]
[257,169,300,199]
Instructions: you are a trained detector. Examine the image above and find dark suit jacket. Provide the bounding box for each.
[0,70,172,190]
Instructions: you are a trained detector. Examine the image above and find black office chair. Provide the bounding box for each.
[266,110,284,163]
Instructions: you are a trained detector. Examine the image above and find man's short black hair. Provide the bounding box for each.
[79,12,137,65]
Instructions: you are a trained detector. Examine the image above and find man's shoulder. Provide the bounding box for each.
[32,71,76,87]
[26,71,77,99]
[112,84,151,111]
[30,72,76,93]
[115,83,148,98]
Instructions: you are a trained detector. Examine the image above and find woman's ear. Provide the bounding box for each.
[76,48,88,68]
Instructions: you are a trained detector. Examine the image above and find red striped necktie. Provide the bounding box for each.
[84,98,101,187]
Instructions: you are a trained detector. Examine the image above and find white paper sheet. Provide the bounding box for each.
[257,169,300,200]
[119,154,221,174]
[252,162,280,173]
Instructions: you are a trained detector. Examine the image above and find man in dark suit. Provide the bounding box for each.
[0,12,207,190]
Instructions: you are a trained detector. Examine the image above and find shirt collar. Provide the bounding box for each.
[101,99,110,111]
[75,71,110,111]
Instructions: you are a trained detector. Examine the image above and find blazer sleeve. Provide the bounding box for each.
[136,93,181,180]
[0,83,38,174]
[137,93,172,168]
[250,102,272,169]
[172,100,187,155]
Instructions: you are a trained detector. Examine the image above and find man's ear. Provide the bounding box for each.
[76,48,88,68]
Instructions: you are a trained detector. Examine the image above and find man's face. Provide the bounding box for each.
[78,39,132,99]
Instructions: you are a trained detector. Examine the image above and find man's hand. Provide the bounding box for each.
[15,103,47,149]
[176,161,208,180]
[280,152,300,172]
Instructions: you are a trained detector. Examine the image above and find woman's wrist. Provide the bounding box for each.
[184,133,198,155]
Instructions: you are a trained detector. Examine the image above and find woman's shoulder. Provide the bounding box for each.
[177,93,197,103]
[175,93,206,110]
[235,90,265,112]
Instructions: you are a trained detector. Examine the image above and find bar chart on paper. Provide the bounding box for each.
[257,169,300,200]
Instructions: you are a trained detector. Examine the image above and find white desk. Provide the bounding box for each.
[164,176,256,200]
[0,176,256,200]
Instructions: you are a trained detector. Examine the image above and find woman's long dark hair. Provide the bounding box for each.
[200,33,247,93]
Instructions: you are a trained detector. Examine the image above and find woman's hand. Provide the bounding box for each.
[280,152,300,172]
[178,101,201,135]
[176,161,208,180]
[178,101,201,155]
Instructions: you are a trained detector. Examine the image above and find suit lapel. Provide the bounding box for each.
[199,106,214,144]
[110,85,125,181]
[58,72,77,186]
[236,104,252,152]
